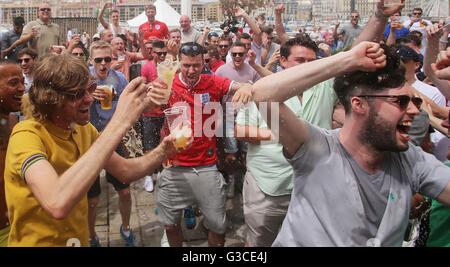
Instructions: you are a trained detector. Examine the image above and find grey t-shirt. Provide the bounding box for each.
[341,23,363,49]
[273,122,450,247]
[262,43,280,66]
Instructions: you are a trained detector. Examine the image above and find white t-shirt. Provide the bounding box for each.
[412,79,449,162]
[403,19,432,54]
[412,79,447,107]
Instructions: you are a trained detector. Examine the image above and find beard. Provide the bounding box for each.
[359,109,409,152]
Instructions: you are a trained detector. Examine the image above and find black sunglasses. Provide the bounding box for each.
[413,12,422,15]
[219,45,229,48]
[40,8,51,12]
[72,53,84,57]
[155,51,167,56]
[63,81,97,100]
[357,95,423,110]
[231,52,245,58]
[180,42,204,56]
[18,58,31,63]
[93,57,112,63]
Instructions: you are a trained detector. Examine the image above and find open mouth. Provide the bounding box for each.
[79,107,89,114]
[397,121,412,141]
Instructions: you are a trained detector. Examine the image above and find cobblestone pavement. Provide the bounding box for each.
[94,173,247,247]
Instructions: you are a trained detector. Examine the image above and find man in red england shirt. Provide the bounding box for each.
[139,4,169,41]
[155,42,251,247]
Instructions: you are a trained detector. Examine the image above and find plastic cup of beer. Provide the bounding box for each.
[163,106,192,149]
[383,0,401,7]
[117,53,126,62]
[157,60,178,104]
[98,85,113,110]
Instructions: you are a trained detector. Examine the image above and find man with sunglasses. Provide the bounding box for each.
[216,41,260,200]
[151,40,168,64]
[218,37,231,63]
[398,45,449,161]
[0,63,25,246]
[3,53,177,246]
[249,40,450,246]
[403,8,431,54]
[17,48,37,93]
[337,10,363,49]
[237,35,338,246]
[3,2,60,59]
[154,42,252,247]
[86,41,136,247]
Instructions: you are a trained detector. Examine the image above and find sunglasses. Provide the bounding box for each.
[413,12,422,15]
[63,81,97,100]
[72,53,84,57]
[180,43,204,56]
[351,16,359,19]
[93,57,112,63]
[18,58,31,63]
[357,95,423,110]
[40,8,51,12]
[155,51,167,56]
[219,45,229,48]
[231,52,245,58]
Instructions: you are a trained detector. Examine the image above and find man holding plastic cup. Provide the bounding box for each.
[153,42,252,247]
[86,40,137,247]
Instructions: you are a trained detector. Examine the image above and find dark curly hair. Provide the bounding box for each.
[280,34,319,59]
[333,44,406,114]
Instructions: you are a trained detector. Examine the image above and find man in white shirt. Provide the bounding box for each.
[403,7,431,54]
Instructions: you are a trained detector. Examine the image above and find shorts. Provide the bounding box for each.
[87,173,130,199]
[156,165,227,234]
[243,171,290,247]
[87,141,130,199]
[141,116,165,152]
[0,226,10,247]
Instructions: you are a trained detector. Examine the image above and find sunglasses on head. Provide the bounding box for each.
[18,58,31,63]
[231,52,245,58]
[357,95,423,110]
[93,57,112,63]
[180,42,204,56]
[63,81,97,100]
[40,8,51,12]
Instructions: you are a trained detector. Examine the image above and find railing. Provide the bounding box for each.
[52,17,99,43]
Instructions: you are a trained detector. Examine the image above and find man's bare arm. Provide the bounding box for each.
[353,0,405,47]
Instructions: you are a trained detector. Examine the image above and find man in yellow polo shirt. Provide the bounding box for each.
[0,63,25,246]
[3,54,180,246]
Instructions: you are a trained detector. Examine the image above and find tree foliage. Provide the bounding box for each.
[219,0,269,16]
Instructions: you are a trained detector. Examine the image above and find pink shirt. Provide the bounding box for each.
[141,60,163,117]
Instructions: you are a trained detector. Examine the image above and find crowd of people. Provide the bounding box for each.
[1,0,450,247]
